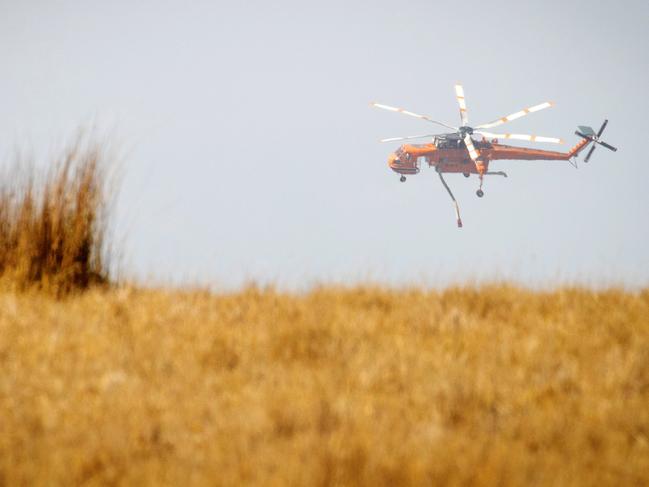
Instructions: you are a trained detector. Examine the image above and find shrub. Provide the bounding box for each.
[0,134,113,295]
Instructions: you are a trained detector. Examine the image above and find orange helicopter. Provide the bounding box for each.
[372,84,617,227]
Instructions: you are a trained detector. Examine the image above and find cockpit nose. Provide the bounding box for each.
[388,152,399,168]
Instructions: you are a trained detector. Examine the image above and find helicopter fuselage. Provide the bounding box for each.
[389,135,587,176]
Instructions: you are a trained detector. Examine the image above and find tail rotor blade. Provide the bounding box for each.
[584,145,596,163]
[597,119,609,137]
[598,140,618,152]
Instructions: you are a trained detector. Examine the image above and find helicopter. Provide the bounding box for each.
[372,84,617,227]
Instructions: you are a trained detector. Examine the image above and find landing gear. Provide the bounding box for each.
[474,170,506,197]
[476,171,485,198]
[463,172,470,178]
[400,175,406,183]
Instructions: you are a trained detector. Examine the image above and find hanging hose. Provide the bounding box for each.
[437,171,462,228]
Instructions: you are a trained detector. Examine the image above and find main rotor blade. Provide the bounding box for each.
[475,101,554,129]
[598,140,618,152]
[379,134,437,143]
[475,131,564,144]
[584,145,596,163]
[455,84,469,126]
[597,119,609,137]
[463,135,480,164]
[370,102,457,130]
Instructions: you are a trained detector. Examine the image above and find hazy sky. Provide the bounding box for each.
[1,0,648,289]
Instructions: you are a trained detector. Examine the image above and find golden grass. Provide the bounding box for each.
[0,134,111,296]
[1,285,648,486]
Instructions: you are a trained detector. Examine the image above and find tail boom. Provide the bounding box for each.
[488,129,593,162]
[567,136,592,159]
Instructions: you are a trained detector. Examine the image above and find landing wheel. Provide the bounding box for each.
[400,175,406,183]
[463,172,470,178]
[476,189,484,198]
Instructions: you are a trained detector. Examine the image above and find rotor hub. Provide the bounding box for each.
[458,126,474,137]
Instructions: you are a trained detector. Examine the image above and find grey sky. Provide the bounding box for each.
[1,0,648,289]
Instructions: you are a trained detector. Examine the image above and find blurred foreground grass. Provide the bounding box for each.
[0,133,111,296]
[1,285,648,486]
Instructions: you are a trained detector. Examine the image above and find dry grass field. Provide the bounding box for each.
[1,285,648,486]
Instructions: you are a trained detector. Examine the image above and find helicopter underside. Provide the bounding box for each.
[389,146,492,175]
[390,158,489,175]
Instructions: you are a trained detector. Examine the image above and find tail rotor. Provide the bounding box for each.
[575,120,617,163]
